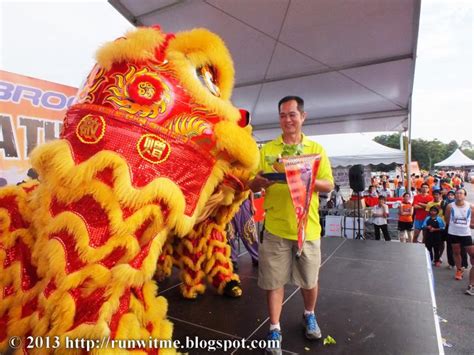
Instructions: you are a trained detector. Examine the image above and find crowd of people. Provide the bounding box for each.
[341,172,474,297]
[369,170,466,198]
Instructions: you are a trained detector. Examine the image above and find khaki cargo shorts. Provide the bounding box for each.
[258,230,321,290]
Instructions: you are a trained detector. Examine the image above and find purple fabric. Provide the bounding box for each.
[228,199,259,263]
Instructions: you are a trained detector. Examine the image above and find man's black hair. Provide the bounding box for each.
[278,96,304,113]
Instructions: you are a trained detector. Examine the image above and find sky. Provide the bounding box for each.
[411,0,473,144]
[0,0,472,144]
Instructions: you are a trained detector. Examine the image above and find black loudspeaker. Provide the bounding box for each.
[349,165,365,192]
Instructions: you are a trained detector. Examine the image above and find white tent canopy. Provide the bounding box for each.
[109,0,420,140]
[434,149,474,168]
[308,133,404,167]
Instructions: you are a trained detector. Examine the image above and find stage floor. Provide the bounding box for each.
[158,238,443,354]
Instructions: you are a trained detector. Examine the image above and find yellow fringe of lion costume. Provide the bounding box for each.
[0,25,258,354]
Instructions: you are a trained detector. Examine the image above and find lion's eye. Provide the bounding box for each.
[196,65,221,97]
[238,109,251,127]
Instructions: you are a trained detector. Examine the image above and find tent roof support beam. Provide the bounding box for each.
[234,54,413,89]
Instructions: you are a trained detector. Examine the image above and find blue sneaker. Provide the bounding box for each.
[302,313,322,339]
[265,329,282,355]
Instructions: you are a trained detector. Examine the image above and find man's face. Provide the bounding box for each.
[421,185,429,194]
[279,100,306,136]
[455,190,465,201]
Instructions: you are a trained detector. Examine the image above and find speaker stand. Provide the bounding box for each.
[355,192,364,240]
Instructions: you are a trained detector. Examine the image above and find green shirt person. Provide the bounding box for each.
[248,96,334,355]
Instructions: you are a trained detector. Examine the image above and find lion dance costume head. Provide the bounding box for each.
[0,25,258,353]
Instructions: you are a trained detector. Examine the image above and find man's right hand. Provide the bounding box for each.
[248,171,275,193]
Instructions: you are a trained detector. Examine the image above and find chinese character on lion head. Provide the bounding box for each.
[0,25,258,353]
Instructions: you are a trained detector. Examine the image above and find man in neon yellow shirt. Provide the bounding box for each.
[248,96,334,354]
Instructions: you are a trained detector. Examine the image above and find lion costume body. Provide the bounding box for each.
[0,26,258,353]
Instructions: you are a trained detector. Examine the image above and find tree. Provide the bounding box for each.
[462,149,474,160]
[373,134,462,170]
[457,140,474,160]
[373,133,401,150]
[460,140,472,150]
[446,140,459,155]
[411,139,444,170]
[426,139,448,170]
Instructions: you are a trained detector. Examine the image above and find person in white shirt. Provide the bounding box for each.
[372,196,391,241]
[445,188,474,295]
[330,184,344,209]
[378,181,392,198]
[366,185,378,198]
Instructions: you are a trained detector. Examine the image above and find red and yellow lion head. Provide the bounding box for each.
[39,25,258,236]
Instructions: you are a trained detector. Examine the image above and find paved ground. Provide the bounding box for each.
[164,237,441,354]
[433,182,474,354]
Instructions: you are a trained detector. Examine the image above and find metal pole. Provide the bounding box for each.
[400,131,406,190]
[407,97,413,194]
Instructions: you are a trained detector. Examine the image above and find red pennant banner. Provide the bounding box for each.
[281,154,321,256]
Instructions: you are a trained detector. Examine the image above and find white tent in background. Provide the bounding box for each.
[434,149,474,167]
[308,133,404,167]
